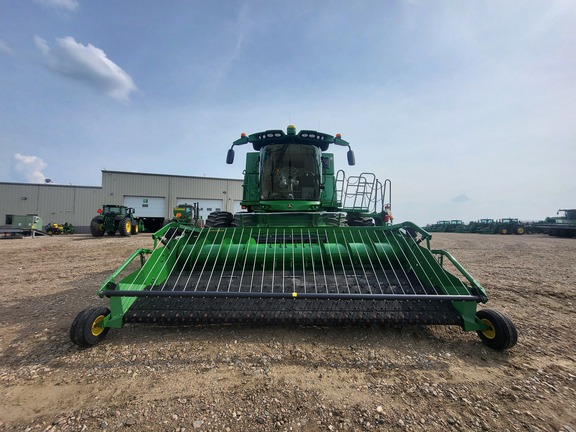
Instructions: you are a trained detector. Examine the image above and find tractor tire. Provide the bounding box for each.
[205,211,234,228]
[90,217,105,237]
[70,306,111,348]
[347,217,375,226]
[515,226,525,235]
[119,217,132,236]
[231,216,242,227]
[476,309,518,350]
[499,227,509,235]
[131,220,139,235]
[231,214,257,227]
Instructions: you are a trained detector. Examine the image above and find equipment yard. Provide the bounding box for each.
[0,233,574,431]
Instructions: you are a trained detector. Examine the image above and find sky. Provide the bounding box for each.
[1,0,575,226]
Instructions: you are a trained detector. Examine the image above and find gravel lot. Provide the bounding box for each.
[0,232,575,431]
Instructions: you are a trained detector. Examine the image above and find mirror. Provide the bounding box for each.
[347,150,355,166]
[226,148,235,164]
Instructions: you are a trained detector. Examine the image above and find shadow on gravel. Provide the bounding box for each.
[0,268,514,372]
[0,270,114,366]
[0,314,511,375]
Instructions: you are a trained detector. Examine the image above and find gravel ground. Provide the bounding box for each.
[0,232,575,431]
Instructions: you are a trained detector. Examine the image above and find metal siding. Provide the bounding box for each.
[0,172,243,233]
[76,188,105,230]
[0,183,102,233]
[0,184,40,220]
[102,171,170,202]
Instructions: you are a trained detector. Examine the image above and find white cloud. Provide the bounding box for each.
[0,39,12,54]
[34,36,137,102]
[12,153,47,183]
[33,0,79,12]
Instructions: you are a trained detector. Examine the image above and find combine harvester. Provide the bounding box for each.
[70,126,517,350]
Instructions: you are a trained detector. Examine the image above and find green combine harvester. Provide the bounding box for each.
[71,126,517,350]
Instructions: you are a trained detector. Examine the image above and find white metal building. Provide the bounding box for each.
[0,170,243,233]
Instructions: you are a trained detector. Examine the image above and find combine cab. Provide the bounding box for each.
[90,205,142,237]
[71,126,517,350]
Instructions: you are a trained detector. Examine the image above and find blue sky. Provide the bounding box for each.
[1,0,575,225]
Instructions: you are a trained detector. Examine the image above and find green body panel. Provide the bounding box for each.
[175,226,402,271]
[320,175,339,209]
[319,153,339,209]
[257,200,322,212]
[233,212,347,228]
[241,152,260,206]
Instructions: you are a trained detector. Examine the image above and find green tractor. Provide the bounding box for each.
[450,220,466,232]
[426,220,451,232]
[71,126,517,351]
[426,220,464,233]
[90,205,142,237]
[496,218,525,235]
[468,219,497,234]
[171,202,200,226]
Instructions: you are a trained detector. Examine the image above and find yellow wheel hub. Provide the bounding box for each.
[480,318,496,339]
[126,221,131,231]
[91,315,106,336]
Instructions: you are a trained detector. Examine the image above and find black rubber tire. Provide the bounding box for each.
[515,226,525,235]
[476,309,518,350]
[499,227,509,235]
[231,213,258,227]
[70,306,111,348]
[205,211,234,228]
[90,217,105,237]
[131,221,139,235]
[164,227,184,240]
[119,217,132,236]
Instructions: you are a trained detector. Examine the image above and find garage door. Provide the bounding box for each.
[177,198,223,221]
[124,196,166,218]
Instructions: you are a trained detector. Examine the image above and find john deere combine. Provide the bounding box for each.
[71,126,517,350]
